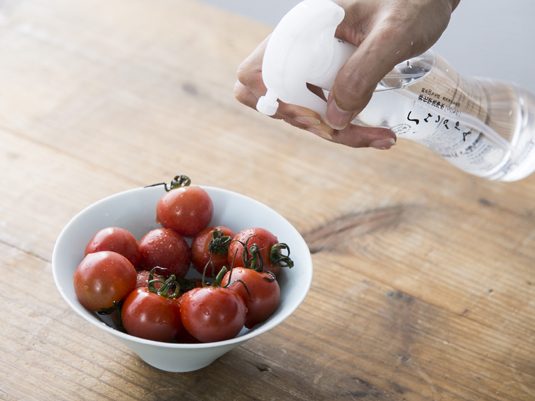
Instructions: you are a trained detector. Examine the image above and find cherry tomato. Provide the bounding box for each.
[175,328,201,344]
[228,227,293,275]
[74,251,137,311]
[136,270,150,288]
[138,228,191,278]
[156,186,213,237]
[180,287,247,342]
[191,226,234,277]
[136,270,165,289]
[222,267,280,328]
[121,287,183,342]
[85,227,140,267]
[174,295,200,343]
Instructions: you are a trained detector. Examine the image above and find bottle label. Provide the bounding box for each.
[391,94,507,176]
[382,56,513,177]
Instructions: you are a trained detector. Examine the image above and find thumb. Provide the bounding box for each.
[325,27,407,130]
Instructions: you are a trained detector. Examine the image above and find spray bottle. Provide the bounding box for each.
[256,0,535,181]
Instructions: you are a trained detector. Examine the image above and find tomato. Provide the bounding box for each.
[180,287,247,342]
[176,327,201,344]
[156,186,213,237]
[136,270,151,288]
[138,228,191,278]
[191,226,234,277]
[121,287,183,342]
[135,269,165,289]
[228,227,293,275]
[74,251,137,311]
[174,295,200,343]
[222,267,280,328]
[85,227,140,267]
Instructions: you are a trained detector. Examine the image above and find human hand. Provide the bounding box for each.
[235,0,460,149]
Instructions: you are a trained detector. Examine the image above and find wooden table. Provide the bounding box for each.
[1,1,534,400]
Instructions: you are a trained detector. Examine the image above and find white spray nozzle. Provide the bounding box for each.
[256,0,354,117]
[257,90,279,116]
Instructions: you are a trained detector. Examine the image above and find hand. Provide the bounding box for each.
[235,0,460,150]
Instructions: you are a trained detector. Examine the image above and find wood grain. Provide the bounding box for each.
[1,0,535,400]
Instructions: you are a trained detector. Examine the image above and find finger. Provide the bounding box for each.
[236,76,393,148]
[236,37,269,97]
[235,80,325,131]
[326,24,410,130]
[287,117,395,149]
[286,118,335,141]
[299,122,396,148]
[234,80,259,111]
[277,101,323,124]
[235,78,324,126]
[331,124,396,149]
[233,80,330,139]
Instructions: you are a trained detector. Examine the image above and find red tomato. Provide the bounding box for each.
[175,327,201,344]
[180,287,247,342]
[222,267,280,328]
[135,270,165,289]
[85,227,140,267]
[174,295,200,343]
[156,186,213,237]
[121,287,184,342]
[191,226,234,277]
[228,227,293,275]
[136,270,151,288]
[74,251,137,311]
[138,228,191,278]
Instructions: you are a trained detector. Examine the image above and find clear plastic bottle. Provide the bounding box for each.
[362,52,535,181]
[257,0,535,181]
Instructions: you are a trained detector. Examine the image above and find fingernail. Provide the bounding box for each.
[294,116,321,126]
[309,126,333,140]
[326,100,353,130]
[369,138,396,150]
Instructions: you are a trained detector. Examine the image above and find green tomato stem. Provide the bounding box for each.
[270,243,294,268]
[214,266,229,287]
[144,174,191,192]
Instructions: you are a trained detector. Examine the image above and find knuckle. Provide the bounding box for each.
[333,72,373,112]
[236,61,259,87]
[233,82,254,106]
[236,63,249,84]
[333,86,359,111]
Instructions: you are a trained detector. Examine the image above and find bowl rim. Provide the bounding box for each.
[52,185,313,349]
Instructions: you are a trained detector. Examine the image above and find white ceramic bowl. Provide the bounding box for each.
[52,185,312,372]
